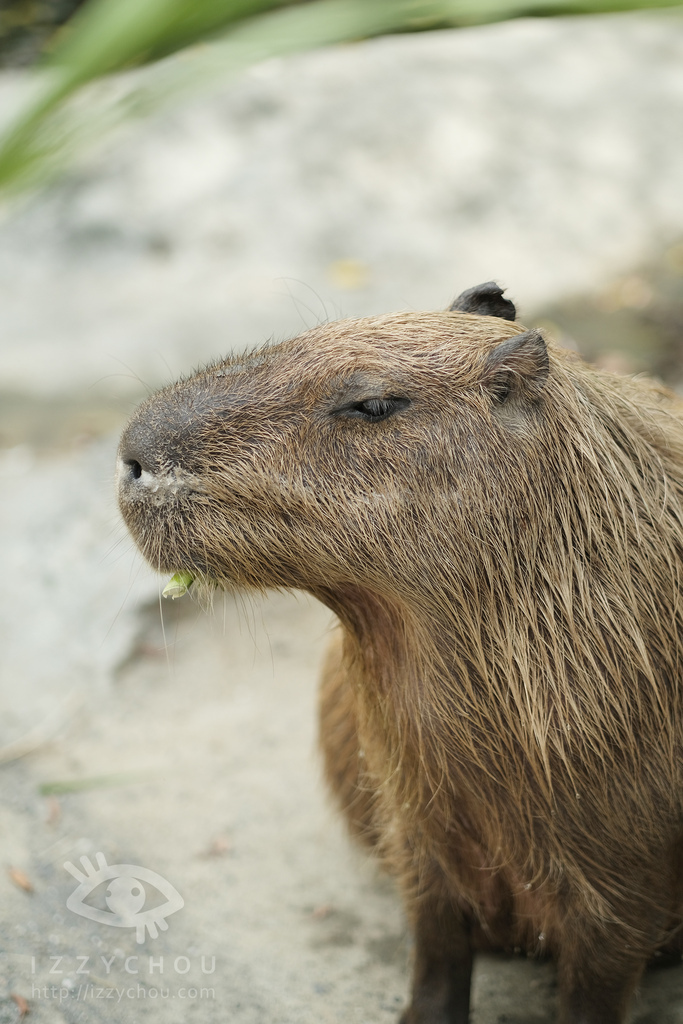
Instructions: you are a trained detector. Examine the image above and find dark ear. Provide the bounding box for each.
[483,329,548,405]
[449,281,516,321]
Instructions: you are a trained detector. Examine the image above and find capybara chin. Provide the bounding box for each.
[117,281,683,1024]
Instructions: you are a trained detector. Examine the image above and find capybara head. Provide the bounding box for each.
[117,283,554,600]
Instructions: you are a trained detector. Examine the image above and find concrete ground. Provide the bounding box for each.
[3,10,683,1022]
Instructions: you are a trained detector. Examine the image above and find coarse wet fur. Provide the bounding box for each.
[117,283,683,1023]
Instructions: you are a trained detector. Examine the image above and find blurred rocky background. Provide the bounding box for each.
[1,6,683,1023]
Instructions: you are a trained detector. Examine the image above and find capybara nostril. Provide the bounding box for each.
[117,442,157,487]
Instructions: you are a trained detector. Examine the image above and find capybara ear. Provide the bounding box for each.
[449,282,516,321]
[482,329,549,405]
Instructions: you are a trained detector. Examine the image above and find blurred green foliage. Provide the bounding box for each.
[0,0,681,194]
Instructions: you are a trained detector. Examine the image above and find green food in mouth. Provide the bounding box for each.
[162,571,195,600]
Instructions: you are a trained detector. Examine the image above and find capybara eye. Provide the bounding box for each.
[489,375,512,404]
[344,397,410,422]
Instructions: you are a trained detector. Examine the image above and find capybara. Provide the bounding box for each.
[117,282,683,1023]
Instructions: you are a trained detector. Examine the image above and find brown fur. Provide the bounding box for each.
[117,306,683,1023]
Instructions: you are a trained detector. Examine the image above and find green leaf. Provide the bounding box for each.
[47,0,291,82]
[162,571,196,599]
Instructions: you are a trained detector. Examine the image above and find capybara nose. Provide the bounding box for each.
[116,421,171,494]
[117,403,203,504]
[121,456,143,482]
[117,381,218,489]
[117,428,157,482]
[116,452,163,495]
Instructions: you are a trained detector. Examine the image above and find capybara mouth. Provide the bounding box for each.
[116,452,210,574]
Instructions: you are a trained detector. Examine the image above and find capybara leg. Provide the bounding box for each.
[557,943,644,1024]
[400,895,473,1024]
[318,629,380,847]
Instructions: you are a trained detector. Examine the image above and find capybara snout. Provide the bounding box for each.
[118,282,683,1024]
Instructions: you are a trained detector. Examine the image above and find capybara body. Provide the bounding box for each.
[117,284,683,1023]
